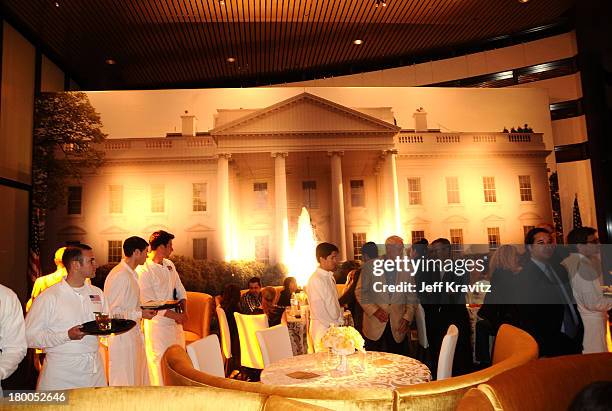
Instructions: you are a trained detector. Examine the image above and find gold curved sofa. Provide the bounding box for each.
[0,386,328,411]
[456,352,612,411]
[162,344,394,410]
[394,324,538,411]
[162,324,537,411]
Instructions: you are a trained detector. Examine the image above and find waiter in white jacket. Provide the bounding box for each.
[104,236,157,386]
[0,284,27,395]
[306,242,344,352]
[26,244,107,390]
[137,230,187,386]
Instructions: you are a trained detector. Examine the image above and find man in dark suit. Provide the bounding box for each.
[515,228,583,357]
[416,238,472,377]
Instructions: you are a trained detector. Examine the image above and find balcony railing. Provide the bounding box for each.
[395,132,544,153]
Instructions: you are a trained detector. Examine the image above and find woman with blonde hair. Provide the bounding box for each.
[261,286,285,327]
[476,245,522,364]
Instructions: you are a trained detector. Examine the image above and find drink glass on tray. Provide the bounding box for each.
[95,312,112,331]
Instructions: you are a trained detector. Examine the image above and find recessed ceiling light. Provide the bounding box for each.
[219,0,225,5]
[353,39,363,45]
[105,58,116,65]
[518,0,529,3]
[227,57,236,63]
[54,1,60,7]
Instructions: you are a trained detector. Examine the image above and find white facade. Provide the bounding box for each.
[44,92,552,265]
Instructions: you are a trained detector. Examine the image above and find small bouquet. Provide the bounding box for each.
[318,325,365,355]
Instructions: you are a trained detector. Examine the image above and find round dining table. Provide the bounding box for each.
[260,351,431,390]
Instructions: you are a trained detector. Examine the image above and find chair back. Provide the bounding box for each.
[216,306,232,360]
[256,324,293,367]
[416,304,428,349]
[186,335,225,378]
[437,324,459,380]
[234,312,268,369]
[183,291,213,344]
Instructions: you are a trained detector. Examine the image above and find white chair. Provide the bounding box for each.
[216,307,233,375]
[234,312,268,369]
[416,304,429,349]
[255,324,294,367]
[186,334,225,378]
[436,324,459,380]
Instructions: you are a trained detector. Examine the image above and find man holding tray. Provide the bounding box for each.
[137,230,187,386]
[104,236,157,386]
[25,244,108,390]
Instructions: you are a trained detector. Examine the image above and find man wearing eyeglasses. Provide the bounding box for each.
[515,228,583,357]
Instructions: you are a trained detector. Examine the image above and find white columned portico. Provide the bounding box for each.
[329,151,347,261]
[382,149,402,239]
[272,152,289,265]
[216,153,231,261]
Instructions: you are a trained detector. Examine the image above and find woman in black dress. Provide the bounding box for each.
[277,276,298,307]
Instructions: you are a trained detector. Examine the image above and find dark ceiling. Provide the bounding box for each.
[1,0,575,90]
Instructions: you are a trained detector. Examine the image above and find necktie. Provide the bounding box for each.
[545,263,580,338]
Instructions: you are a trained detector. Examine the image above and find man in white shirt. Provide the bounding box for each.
[104,236,157,386]
[26,244,108,390]
[306,242,344,352]
[137,230,187,386]
[0,284,27,395]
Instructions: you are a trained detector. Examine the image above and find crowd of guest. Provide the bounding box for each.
[2,222,610,391]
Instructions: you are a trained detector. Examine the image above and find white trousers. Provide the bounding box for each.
[144,320,185,386]
[108,327,150,386]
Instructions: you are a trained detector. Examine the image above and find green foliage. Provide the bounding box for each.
[93,258,287,295]
[33,92,107,213]
[170,256,287,295]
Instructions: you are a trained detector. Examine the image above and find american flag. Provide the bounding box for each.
[28,208,42,283]
[572,194,582,230]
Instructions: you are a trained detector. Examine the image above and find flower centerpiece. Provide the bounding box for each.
[318,325,365,374]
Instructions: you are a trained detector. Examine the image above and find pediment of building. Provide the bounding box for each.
[482,214,505,223]
[443,215,469,224]
[185,224,215,232]
[405,216,431,225]
[518,212,542,221]
[210,92,399,136]
[99,225,130,235]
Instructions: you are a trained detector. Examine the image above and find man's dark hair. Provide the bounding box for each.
[316,242,339,262]
[412,238,429,258]
[361,242,379,260]
[149,230,175,250]
[123,236,149,257]
[431,238,451,246]
[248,277,261,287]
[567,227,597,253]
[525,227,550,245]
[568,381,612,411]
[62,244,92,269]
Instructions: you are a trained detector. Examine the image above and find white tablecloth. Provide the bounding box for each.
[260,351,431,389]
